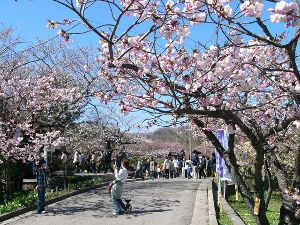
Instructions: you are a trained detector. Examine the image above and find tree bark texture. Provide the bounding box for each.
[264,160,273,210]
[193,119,270,225]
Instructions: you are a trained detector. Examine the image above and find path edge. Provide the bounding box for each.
[222,196,245,225]
[0,178,141,223]
[208,180,218,225]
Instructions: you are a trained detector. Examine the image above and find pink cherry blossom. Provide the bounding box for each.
[240,0,264,18]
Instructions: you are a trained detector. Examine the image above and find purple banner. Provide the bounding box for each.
[216,129,231,181]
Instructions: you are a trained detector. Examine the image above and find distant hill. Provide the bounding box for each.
[125,127,184,157]
[126,126,214,157]
[147,127,181,141]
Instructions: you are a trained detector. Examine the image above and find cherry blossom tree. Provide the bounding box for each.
[0,28,103,200]
[48,0,300,224]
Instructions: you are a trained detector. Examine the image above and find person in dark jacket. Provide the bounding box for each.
[36,158,47,214]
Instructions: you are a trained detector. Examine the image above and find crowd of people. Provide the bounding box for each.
[69,148,217,181]
[32,149,216,215]
[71,150,117,173]
[134,151,216,180]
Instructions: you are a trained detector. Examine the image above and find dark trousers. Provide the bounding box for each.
[170,170,175,179]
[91,163,96,173]
[135,169,143,179]
[74,162,80,173]
[104,162,112,173]
[199,168,206,178]
[165,169,170,178]
[37,187,45,213]
[112,198,126,214]
[174,168,179,177]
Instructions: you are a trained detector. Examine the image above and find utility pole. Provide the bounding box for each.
[188,129,192,159]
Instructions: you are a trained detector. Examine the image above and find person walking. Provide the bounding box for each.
[178,158,183,177]
[169,158,175,179]
[144,158,150,178]
[173,157,179,178]
[86,155,92,173]
[198,153,206,178]
[149,157,155,179]
[61,151,68,175]
[91,154,97,173]
[36,158,47,214]
[73,150,80,173]
[187,162,193,179]
[163,156,170,179]
[135,160,141,178]
[111,160,129,215]
[191,153,199,178]
[80,153,86,172]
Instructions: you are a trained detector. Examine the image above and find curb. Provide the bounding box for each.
[0,178,142,223]
[191,179,210,225]
[222,197,245,225]
[208,180,218,225]
[211,181,245,225]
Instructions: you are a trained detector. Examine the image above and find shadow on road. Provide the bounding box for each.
[130,208,173,215]
[41,179,200,219]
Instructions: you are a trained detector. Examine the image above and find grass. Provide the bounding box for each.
[228,192,281,225]
[215,203,234,225]
[0,178,102,214]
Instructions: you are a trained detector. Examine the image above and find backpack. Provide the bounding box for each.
[178,160,183,168]
[192,155,199,166]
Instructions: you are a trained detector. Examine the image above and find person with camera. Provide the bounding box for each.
[110,160,129,215]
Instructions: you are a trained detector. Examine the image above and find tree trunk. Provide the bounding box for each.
[3,157,12,202]
[252,148,268,223]
[193,119,270,225]
[279,197,299,225]
[16,159,24,191]
[292,144,300,188]
[268,151,299,225]
[264,160,273,209]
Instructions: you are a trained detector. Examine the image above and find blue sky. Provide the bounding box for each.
[0,0,188,132]
[0,0,100,46]
[0,0,157,132]
[0,0,217,48]
[0,0,293,132]
[1,1,292,48]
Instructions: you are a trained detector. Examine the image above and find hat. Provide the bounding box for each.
[37,159,46,167]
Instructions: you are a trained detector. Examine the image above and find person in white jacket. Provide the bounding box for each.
[111,160,129,215]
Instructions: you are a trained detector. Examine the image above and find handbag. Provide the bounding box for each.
[110,170,128,198]
[107,183,112,194]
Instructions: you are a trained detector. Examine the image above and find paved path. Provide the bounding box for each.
[3,178,210,225]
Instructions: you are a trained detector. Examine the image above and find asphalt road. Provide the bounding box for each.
[3,178,207,225]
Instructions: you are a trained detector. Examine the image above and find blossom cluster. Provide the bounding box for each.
[0,30,87,159]
[95,28,300,129]
[269,1,300,27]
[240,0,264,18]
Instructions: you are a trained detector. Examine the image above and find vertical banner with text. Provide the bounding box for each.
[216,129,231,181]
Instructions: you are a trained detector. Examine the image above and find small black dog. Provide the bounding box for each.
[124,198,132,213]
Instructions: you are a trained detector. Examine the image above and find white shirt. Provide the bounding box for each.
[164,159,170,169]
[61,153,68,164]
[173,159,179,168]
[115,168,128,183]
[73,151,79,163]
[136,162,141,170]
